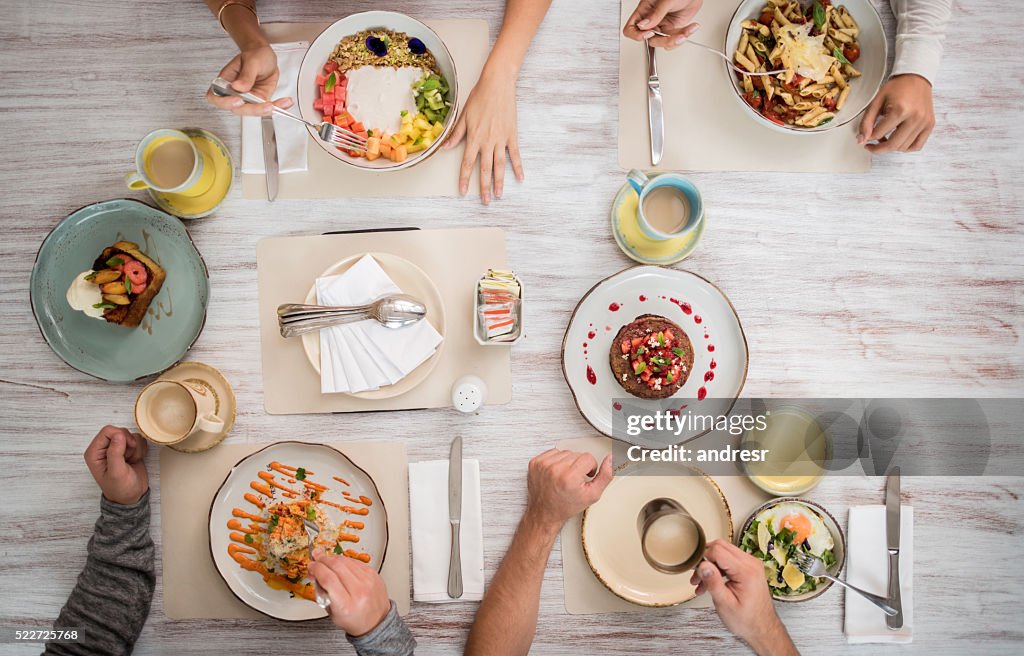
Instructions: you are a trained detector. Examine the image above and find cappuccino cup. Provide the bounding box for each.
[626,170,704,241]
[135,379,224,445]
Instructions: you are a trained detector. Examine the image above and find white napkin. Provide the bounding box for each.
[409,459,485,602]
[241,41,309,174]
[316,255,442,394]
[844,505,914,644]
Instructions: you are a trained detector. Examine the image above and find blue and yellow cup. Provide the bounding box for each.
[125,129,215,198]
[626,170,704,241]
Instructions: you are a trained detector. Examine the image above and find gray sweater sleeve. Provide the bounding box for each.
[43,491,156,656]
[347,602,416,656]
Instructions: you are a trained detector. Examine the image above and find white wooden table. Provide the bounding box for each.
[1,0,1021,654]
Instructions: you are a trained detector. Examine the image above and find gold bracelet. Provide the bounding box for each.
[217,0,259,33]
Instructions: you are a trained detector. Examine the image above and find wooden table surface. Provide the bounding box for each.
[1,0,1021,654]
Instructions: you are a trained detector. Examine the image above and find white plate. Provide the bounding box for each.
[561,266,748,445]
[302,252,446,400]
[297,11,460,170]
[724,0,887,134]
[209,441,389,621]
[582,462,733,607]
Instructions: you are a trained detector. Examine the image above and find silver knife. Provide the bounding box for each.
[885,467,903,629]
[261,115,279,201]
[447,435,464,598]
[645,41,664,166]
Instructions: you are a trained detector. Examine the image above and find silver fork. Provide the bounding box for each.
[640,28,787,77]
[791,552,898,616]
[209,77,368,151]
[302,518,331,610]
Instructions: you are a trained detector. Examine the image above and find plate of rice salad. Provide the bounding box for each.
[298,11,459,171]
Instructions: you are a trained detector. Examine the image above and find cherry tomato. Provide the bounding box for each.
[744,91,763,110]
[758,10,773,25]
[823,96,837,110]
[843,44,861,63]
[782,73,806,91]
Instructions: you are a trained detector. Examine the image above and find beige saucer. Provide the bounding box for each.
[158,361,236,452]
[581,461,732,607]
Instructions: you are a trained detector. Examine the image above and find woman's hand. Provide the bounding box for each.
[84,425,149,506]
[623,0,704,49]
[206,45,292,116]
[858,74,935,154]
[446,69,524,205]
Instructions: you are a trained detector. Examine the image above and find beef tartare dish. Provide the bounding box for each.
[610,314,694,399]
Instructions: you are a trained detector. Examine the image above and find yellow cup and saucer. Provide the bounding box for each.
[610,173,706,265]
[125,128,233,219]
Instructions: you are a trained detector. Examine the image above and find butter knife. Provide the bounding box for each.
[447,435,464,599]
[645,41,664,166]
[261,115,279,201]
[885,467,903,629]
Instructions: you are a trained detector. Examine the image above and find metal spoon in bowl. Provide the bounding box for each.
[638,26,787,77]
[277,294,427,338]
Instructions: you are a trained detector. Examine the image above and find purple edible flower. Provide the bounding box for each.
[408,37,426,55]
[366,36,387,57]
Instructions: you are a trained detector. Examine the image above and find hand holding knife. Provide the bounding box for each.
[885,467,903,629]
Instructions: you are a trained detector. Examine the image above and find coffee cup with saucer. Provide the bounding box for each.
[137,361,236,452]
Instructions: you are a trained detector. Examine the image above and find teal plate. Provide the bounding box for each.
[30,199,210,382]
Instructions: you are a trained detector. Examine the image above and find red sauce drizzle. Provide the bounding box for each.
[588,330,596,340]
[694,315,702,324]
[608,302,620,312]
[586,365,597,385]
[697,387,708,400]
[638,295,647,302]
[613,402,622,411]
[668,298,693,315]
[710,359,717,369]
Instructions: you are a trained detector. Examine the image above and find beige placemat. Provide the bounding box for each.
[241,20,488,199]
[618,1,871,173]
[257,228,512,414]
[161,441,410,619]
[558,436,769,614]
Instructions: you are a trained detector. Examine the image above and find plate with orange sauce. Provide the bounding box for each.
[208,441,388,621]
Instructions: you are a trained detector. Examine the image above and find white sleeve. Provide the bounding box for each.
[887,0,952,84]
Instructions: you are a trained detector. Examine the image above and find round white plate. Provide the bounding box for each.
[724,0,887,134]
[209,441,388,621]
[302,252,446,400]
[297,11,460,171]
[582,462,732,607]
[561,266,748,444]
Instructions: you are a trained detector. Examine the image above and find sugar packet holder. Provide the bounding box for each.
[473,269,524,346]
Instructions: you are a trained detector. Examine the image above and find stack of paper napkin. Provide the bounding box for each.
[317,255,442,394]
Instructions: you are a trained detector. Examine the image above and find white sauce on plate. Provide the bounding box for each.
[344,65,424,136]
[67,270,105,319]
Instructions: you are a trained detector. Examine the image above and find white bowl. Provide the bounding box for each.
[723,0,887,134]
[737,498,846,603]
[297,11,459,170]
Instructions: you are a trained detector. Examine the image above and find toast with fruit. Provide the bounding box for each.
[87,241,165,327]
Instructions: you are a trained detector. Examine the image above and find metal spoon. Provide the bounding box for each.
[638,27,787,77]
[277,294,426,338]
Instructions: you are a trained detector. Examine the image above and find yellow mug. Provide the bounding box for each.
[125,129,215,198]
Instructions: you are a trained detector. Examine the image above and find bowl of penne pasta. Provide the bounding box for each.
[724,0,887,133]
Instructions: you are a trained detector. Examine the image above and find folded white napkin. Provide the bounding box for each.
[241,41,309,174]
[409,459,485,602]
[845,505,914,644]
[316,255,442,394]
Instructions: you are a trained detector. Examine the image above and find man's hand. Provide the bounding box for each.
[309,549,392,637]
[690,540,799,656]
[206,45,292,116]
[858,74,935,154]
[524,449,613,532]
[83,425,149,506]
[446,69,524,205]
[623,0,704,49]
